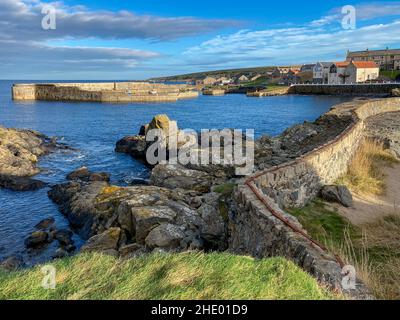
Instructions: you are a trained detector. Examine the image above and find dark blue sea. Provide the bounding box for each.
[0,80,349,264]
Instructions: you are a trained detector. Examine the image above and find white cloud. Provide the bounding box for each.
[183,17,400,67]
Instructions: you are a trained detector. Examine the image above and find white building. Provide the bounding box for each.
[344,61,380,83]
[328,62,350,84]
[313,62,334,84]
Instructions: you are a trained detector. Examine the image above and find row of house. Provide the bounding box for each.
[197,74,267,86]
[312,61,380,84]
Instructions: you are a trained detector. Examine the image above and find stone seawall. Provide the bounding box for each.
[12,83,198,102]
[230,97,400,298]
[288,84,400,95]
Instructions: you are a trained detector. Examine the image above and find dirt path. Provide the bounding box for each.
[337,164,400,226]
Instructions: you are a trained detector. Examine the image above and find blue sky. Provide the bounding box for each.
[1,0,400,79]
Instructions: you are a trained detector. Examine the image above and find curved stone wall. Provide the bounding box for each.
[230,97,400,299]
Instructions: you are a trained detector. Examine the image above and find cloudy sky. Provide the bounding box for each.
[1,0,400,79]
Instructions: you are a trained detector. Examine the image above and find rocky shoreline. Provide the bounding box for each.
[2,101,396,278]
[0,125,67,191]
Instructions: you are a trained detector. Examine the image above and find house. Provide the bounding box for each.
[203,76,217,86]
[347,48,400,71]
[344,61,380,83]
[313,62,334,84]
[300,64,316,73]
[236,75,249,83]
[328,61,350,84]
[282,70,300,85]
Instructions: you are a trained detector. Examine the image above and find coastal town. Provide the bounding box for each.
[159,48,400,87]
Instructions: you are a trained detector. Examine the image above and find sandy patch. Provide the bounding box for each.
[336,164,400,226]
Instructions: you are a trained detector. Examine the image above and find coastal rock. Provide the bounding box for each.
[81,227,122,253]
[48,171,229,254]
[150,164,214,193]
[119,243,146,258]
[115,136,148,161]
[54,229,74,246]
[52,248,68,259]
[145,224,185,249]
[0,175,45,191]
[0,255,24,271]
[320,185,353,208]
[67,167,110,182]
[35,217,55,230]
[0,126,56,177]
[25,231,49,248]
[132,206,177,243]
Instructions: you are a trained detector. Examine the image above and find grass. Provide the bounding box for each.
[288,199,400,300]
[337,139,399,196]
[288,199,359,245]
[0,252,338,300]
[381,70,400,81]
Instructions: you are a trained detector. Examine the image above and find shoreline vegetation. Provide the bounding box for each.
[0,252,338,300]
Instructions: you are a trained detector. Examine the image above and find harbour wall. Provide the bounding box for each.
[230,97,400,299]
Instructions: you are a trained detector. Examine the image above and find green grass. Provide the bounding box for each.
[0,252,338,300]
[288,199,400,299]
[288,199,359,245]
[381,70,400,80]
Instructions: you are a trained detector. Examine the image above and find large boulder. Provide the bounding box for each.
[25,231,49,248]
[131,206,177,243]
[0,127,53,178]
[0,255,24,271]
[67,167,110,183]
[81,227,122,254]
[147,114,177,138]
[35,217,55,230]
[115,136,148,161]
[145,224,185,249]
[150,164,214,193]
[0,175,45,191]
[320,185,353,208]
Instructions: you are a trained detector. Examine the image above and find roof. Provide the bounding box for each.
[348,49,400,57]
[351,61,379,69]
[316,62,334,67]
[335,61,350,68]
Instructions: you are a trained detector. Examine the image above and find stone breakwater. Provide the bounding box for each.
[12,82,199,103]
[230,97,400,299]
[288,84,400,96]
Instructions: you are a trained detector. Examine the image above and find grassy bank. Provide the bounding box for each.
[337,139,399,196]
[288,140,400,299]
[0,252,338,300]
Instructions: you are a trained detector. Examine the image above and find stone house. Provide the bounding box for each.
[347,48,400,71]
[328,61,350,84]
[313,62,334,84]
[344,61,380,83]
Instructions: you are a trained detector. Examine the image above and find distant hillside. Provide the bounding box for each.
[150,66,278,81]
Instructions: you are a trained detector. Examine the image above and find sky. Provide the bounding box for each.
[1,0,400,79]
